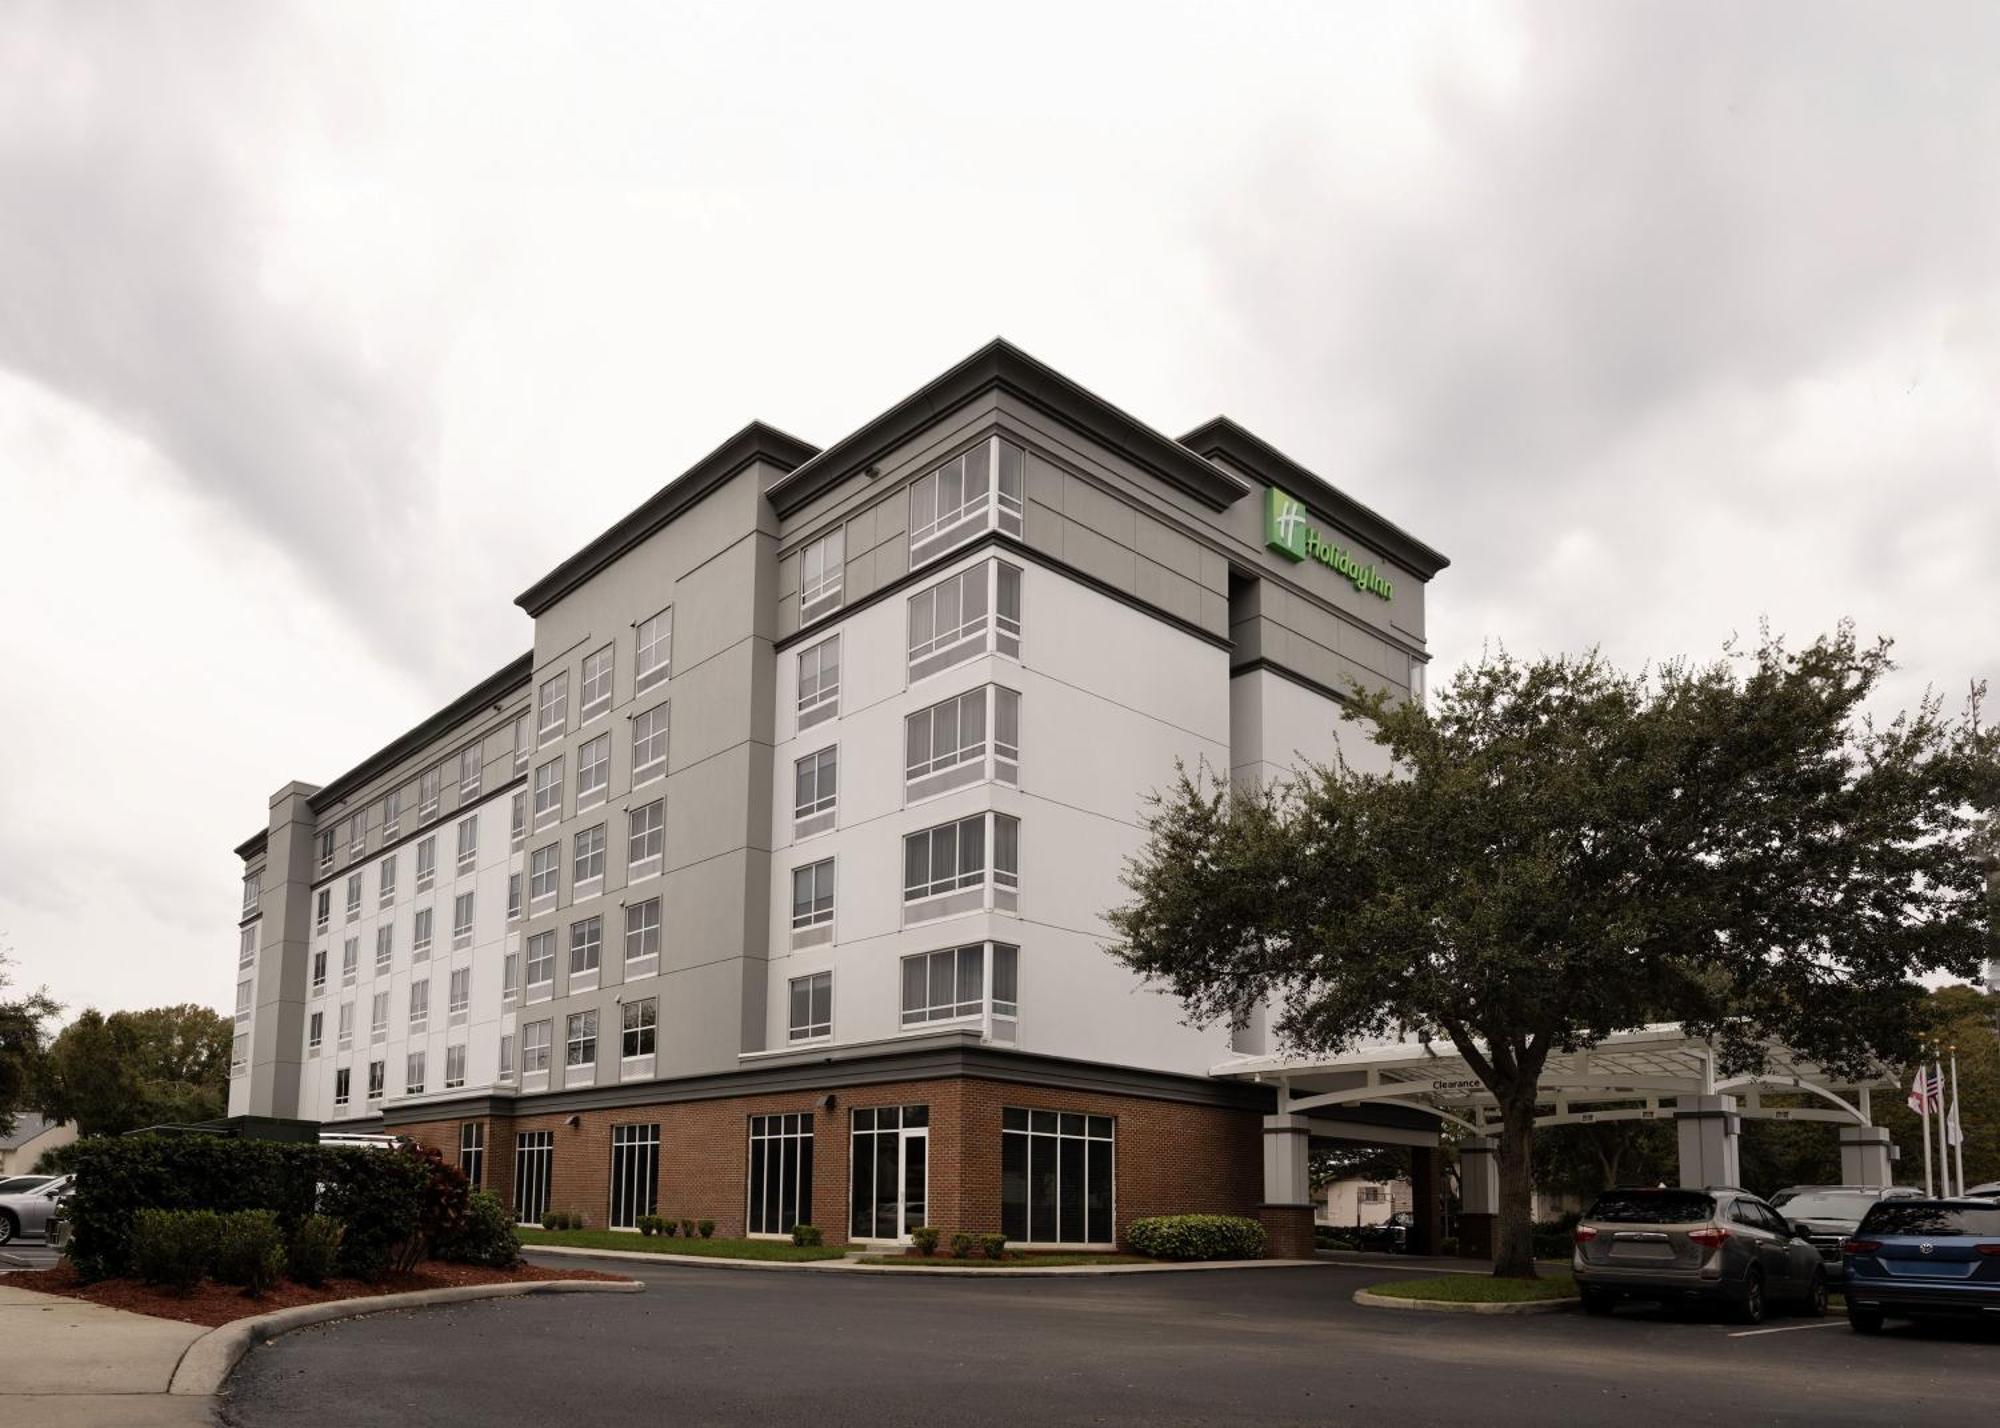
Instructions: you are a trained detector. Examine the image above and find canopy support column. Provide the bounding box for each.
[1674,1094,1741,1189]
[1456,1136,1498,1260]
[1259,1113,1315,1260]
[1839,1125,1895,1187]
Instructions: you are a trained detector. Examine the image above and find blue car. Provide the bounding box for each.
[1842,1198,2000,1332]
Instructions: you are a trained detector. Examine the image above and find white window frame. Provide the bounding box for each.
[525,931,555,997]
[416,837,436,893]
[569,914,603,987]
[333,1066,351,1107]
[901,811,1020,924]
[452,891,476,950]
[573,823,606,893]
[456,815,478,873]
[523,1019,552,1075]
[420,766,442,822]
[370,989,389,1043]
[627,799,664,880]
[799,527,845,624]
[793,745,837,839]
[367,1058,385,1102]
[511,791,527,849]
[513,713,531,774]
[444,1043,466,1090]
[242,872,261,915]
[908,433,1025,568]
[502,950,520,1004]
[319,828,335,875]
[566,1009,598,1072]
[900,942,1019,1032]
[409,977,430,1034]
[790,858,835,947]
[235,978,253,1022]
[345,873,362,922]
[621,998,657,1061]
[624,896,661,976]
[448,966,470,1024]
[379,853,397,908]
[635,607,672,693]
[341,936,359,987]
[307,1009,323,1054]
[375,923,393,972]
[458,744,481,800]
[238,924,257,970]
[580,644,614,723]
[349,816,367,859]
[406,1049,427,1096]
[576,733,610,810]
[905,684,1020,804]
[631,703,669,785]
[413,906,434,960]
[907,558,1022,684]
[507,872,522,922]
[315,888,331,934]
[787,970,832,1043]
[796,636,840,730]
[529,843,559,904]
[382,788,402,840]
[538,673,568,744]
[336,1000,354,1052]
[311,948,327,996]
[533,757,563,828]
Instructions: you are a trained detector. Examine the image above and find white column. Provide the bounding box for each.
[1459,1136,1499,1217]
[1674,1095,1741,1189]
[1838,1125,1895,1187]
[1261,1113,1313,1207]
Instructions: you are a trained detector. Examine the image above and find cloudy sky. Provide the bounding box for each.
[1,1,1994,1021]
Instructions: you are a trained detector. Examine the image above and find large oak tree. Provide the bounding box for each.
[1110,629,1997,1276]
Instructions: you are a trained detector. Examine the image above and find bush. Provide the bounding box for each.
[679,1218,695,1239]
[790,1223,823,1247]
[317,1147,442,1280]
[1530,1215,1581,1261]
[130,1209,221,1295]
[435,1191,520,1269]
[949,1232,977,1259]
[978,1232,1008,1260]
[1439,1236,1460,1258]
[637,1215,657,1237]
[541,1211,563,1231]
[288,1215,344,1287]
[1124,1215,1267,1262]
[911,1226,940,1256]
[661,1217,679,1237]
[697,1219,715,1239]
[214,1211,287,1296]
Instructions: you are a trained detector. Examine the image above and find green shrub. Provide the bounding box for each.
[1439,1236,1460,1258]
[130,1208,221,1295]
[435,1191,520,1269]
[911,1226,940,1256]
[949,1232,976,1259]
[316,1147,438,1280]
[679,1218,695,1238]
[661,1217,679,1237]
[978,1232,1008,1260]
[1124,1215,1267,1262]
[541,1211,562,1231]
[637,1215,657,1236]
[214,1210,287,1296]
[288,1215,344,1287]
[697,1219,715,1239]
[790,1223,823,1247]
[1530,1215,1581,1261]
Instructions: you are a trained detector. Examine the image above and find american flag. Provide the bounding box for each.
[1907,1065,1942,1115]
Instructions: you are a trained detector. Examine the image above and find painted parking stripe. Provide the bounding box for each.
[1727,1320,1848,1338]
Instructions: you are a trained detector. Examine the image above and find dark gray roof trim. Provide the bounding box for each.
[1179,416,1451,580]
[234,830,268,862]
[306,653,534,816]
[766,339,1251,518]
[515,420,820,616]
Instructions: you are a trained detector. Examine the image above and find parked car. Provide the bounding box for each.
[1768,1185,1922,1275]
[1962,1182,2000,1200]
[0,1173,73,1246]
[1355,1211,1414,1253]
[1842,1198,2000,1332]
[0,1174,60,1196]
[1572,1185,1827,1324]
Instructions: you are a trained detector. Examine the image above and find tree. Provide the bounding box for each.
[35,1003,232,1136]
[36,1010,144,1136]
[1110,629,1998,1276]
[1876,984,1999,1190]
[0,945,57,1138]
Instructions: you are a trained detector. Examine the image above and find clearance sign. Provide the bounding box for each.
[1265,487,1394,600]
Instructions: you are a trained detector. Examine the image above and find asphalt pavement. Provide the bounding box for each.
[216,1253,2000,1427]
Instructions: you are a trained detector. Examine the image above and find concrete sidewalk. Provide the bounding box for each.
[0,1283,214,1426]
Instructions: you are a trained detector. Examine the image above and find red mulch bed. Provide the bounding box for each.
[8,1259,631,1328]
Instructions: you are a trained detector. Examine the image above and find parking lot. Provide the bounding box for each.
[0,1242,62,1274]
[219,1255,2000,1427]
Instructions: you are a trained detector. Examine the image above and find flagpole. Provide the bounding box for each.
[1950,1045,1965,1197]
[1916,1055,1935,1197]
[1934,1047,1952,1198]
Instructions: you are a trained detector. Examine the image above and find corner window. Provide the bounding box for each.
[238,924,257,969]
[621,999,657,1059]
[566,1009,598,1069]
[799,527,845,624]
[901,944,1017,1030]
[790,859,835,946]
[624,897,661,972]
[231,1033,248,1075]
[538,673,568,742]
[905,685,1019,802]
[797,636,840,730]
[580,644,614,722]
[909,434,1025,567]
[635,607,673,692]
[576,734,610,808]
[1002,1109,1114,1245]
[242,872,261,915]
[235,979,253,1022]
[901,812,1019,923]
[632,704,669,784]
[794,747,837,837]
[788,970,832,1042]
[627,799,664,877]
[907,559,1021,683]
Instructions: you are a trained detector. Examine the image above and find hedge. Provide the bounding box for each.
[1124,1214,1268,1261]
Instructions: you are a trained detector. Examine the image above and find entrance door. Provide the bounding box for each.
[851,1104,928,1242]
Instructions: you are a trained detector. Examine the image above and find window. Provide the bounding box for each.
[307,1010,323,1053]
[460,1123,486,1186]
[576,734,610,807]
[319,828,335,874]
[636,607,673,692]
[573,824,606,888]
[337,1000,354,1051]
[341,937,359,987]
[499,1031,515,1077]
[902,811,1019,918]
[349,816,367,858]
[238,924,257,970]
[533,757,563,825]
[232,1033,247,1075]
[502,950,519,1003]
[346,874,362,921]
[242,872,261,915]
[850,1104,928,1241]
[311,948,327,995]
[799,527,845,623]
[566,1009,598,1068]
[525,931,555,991]
[791,859,835,942]
[370,990,388,1043]
[625,898,661,972]
[621,998,657,1059]
[515,1131,553,1224]
[569,915,602,977]
[609,1124,660,1229]
[510,791,527,848]
[383,789,402,839]
[445,1043,466,1089]
[632,704,668,783]
[409,978,430,1032]
[406,1050,426,1095]
[375,924,393,972]
[794,747,837,836]
[1002,1109,1114,1245]
[788,971,832,1042]
[419,765,442,821]
[529,844,559,902]
[459,744,481,799]
[580,644,613,722]
[907,559,1021,681]
[452,892,475,950]
[507,872,522,922]
[900,945,986,1025]
[416,837,436,892]
[315,888,331,934]
[797,637,840,729]
[456,815,478,872]
[522,1019,552,1073]
[906,685,1020,800]
[1360,1185,1386,1205]
[413,907,434,960]
[235,979,253,1022]
[538,673,567,741]
[513,712,531,773]
[748,1113,813,1236]
[627,800,664,876]
[379,853,397,907]
[909,435,1025,566]
[334,1066,351,1108]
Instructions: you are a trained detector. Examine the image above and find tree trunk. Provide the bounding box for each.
[1493,1094,1539,1279]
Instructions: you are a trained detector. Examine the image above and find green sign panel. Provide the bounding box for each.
[1265,486,1393,600]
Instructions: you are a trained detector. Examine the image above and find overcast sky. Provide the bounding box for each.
[1,1,1994,1022]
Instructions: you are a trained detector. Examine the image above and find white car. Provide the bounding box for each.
[0,1174,73,1245]
[1964,1181,2000,1200]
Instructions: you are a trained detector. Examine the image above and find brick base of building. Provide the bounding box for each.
[1258,1204,1317,1260]
[395,1071,1265,1250]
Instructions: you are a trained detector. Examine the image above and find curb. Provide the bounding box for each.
[169,1278,641,1395]
[524,1244,857,1273]
[1352,1288,1576,1315]
[523,1244,1325,1277]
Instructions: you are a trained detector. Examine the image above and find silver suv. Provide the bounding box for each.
[1572,1186,1828,1324]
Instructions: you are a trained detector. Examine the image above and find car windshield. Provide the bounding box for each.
[1770,1191,1883,1220]
[1586,1190,1715,1225]
[0,1176,50,1194]
[1858,1204,2000,1237]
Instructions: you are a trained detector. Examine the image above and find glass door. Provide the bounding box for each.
[851,1104,929,1242]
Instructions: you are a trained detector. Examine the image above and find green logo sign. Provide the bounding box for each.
[1264,486,1393,600]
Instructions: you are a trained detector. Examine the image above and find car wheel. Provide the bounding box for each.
[1733,1268,1766,1326]
[1847,1305,1884,1335]
[1803,1271,1827,1318]
[1580,1287,1617,1316]
[0,1211,15,1246]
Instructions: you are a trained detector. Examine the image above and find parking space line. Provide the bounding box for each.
[1727,1320,1847,1338]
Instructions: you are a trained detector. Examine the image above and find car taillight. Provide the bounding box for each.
[1573,1225,1598,1244]
[1975,1244,2000,1258]
[1687,1225,1730,1249]
[1842,1239,1882,1255]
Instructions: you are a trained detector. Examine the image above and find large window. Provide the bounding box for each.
[406,1050,426,1095]
[907,559,1021,682]
[538,673,568,741]
[580,644,613,722]
[632,705,669,784]
[625,898,661,972]
[902,812,1019,921]
[533,757,563,825]
[628,799,664,877]
[525,931,555,991]
[747,1113,813,1237]
[609,1124,661,1229]
[635,607,673,693]
[850,1104,927,1242]
[791,859,835,946]
[522,1018,552,1074]
[909,434,1025,566]
[799,527,844,624]
[905,685,1019,801]
[459,1123,485,1186]
[529,843,559,901]
[794,747,837,837]
[622,998,657,1059]
[797,637,839,730]
[576,734,610,808]
[900,943,1017,1029]
[515,1131,553,1224]
[788,971,831,1042]
[573,824,606,889]
[569,915,602,977]
[1002,1109,1114,1245]
[566,1009,598,1069]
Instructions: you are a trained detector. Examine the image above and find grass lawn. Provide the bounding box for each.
[518,1227,847,1262]
[1365,1270,1579,1303]
[856,1253,1151,1269]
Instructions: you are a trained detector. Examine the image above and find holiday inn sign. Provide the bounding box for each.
[1264,486,1394,600]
